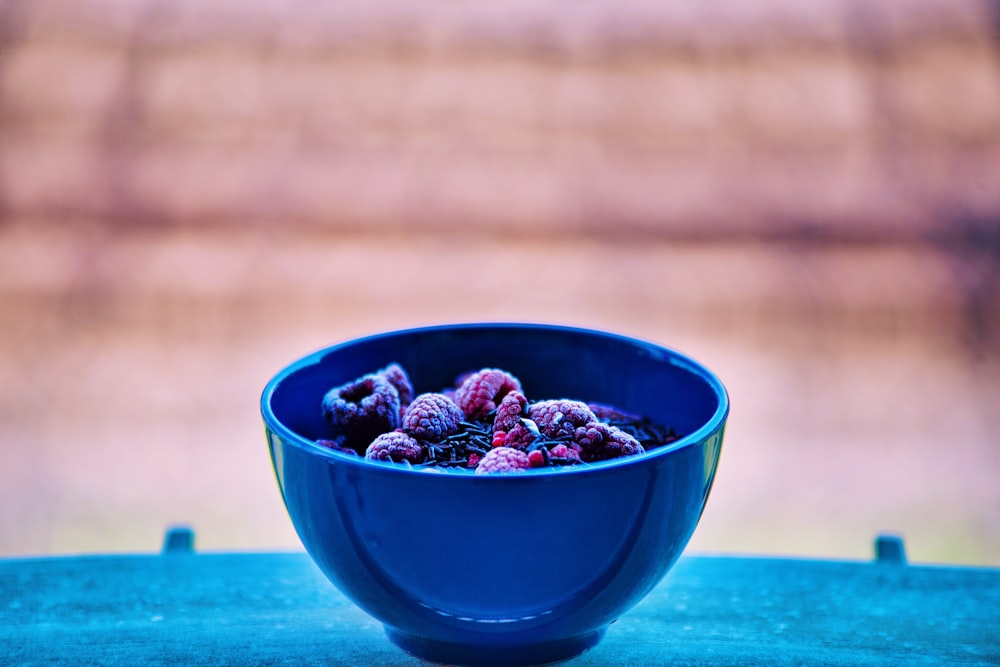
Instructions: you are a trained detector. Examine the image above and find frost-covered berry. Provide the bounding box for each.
[548,443,582,464]
[322,373,401,448]
[493,390,528,432]
[452,370,477,389]
[474,446,530,474]
[316,439,359,456]
[573,422,644,462]
[378,363,414,412]
[402,393,464,442]
[365,431,425,464]
[502,419,541,450]
[455,369,523,420]
[441,370,473,404]
[529,400,597,438]
[588,402,642,423]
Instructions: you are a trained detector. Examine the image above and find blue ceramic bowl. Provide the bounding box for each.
[262,323,729,666]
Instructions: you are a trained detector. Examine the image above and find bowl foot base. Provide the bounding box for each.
[384,626,606,666]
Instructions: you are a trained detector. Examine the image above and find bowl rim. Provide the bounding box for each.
[260,322,730,478]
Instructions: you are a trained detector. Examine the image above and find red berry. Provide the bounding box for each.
[402,393,464,442]
[573,422,644,462]
[548,443,582,464]
[503,419,540,450]
[454,369,523,420]
[474,446,529,474]
[365,431,425,464]
[492,430,507,448]
[527,450,546,468]
[493,390,528,432]
[529,400,597,438]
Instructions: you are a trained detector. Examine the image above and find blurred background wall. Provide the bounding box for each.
[1,0,998,564]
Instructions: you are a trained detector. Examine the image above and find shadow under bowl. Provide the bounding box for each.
[261,323,729,666]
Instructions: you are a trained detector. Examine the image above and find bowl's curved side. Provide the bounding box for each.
[262,323,729,652]
[267,419,724,647]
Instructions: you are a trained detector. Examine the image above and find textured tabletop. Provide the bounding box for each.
[3,550,998,666]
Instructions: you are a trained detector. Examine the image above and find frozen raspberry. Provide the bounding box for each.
[573,422,644,462]
[365,431,425,464]
[442,370,474,403]
[588,402,642,423]
[467,452,483,468]
[548,443,582,464]
[502,419,541,450]
[492,431,507,448]
[322,373,401,449]
[493,390,528,432]
[455,369,523,420]
[529,400,597,438]
[474,446,529,475]
[527,449,547,468]
[378,363,414,412]
[452,369,478,388]
[316,439,359,456]
[402,393,464,442]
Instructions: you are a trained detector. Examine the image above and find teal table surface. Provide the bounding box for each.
[2,549,998,666]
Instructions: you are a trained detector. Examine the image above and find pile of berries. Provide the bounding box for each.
[316,364,679,475]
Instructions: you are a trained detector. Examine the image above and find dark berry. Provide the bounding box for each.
[588,402,642,423]
[365,431,425,464]
[455,369,523,420]
[573,422,644,462]
[378,363,414,412]
[316,439,359,456]
[322,373,401,450]
[475,446,529,474]
[529,400,597,438]
[402,393,464,442]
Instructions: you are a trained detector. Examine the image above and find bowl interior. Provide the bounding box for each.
[267,323,726,457]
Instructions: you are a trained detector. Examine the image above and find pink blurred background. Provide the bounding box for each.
[1,0,998,565]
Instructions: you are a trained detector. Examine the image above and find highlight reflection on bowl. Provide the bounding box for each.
[261,323,729,666]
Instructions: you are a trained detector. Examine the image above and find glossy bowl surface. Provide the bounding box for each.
[262,323,729,666]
